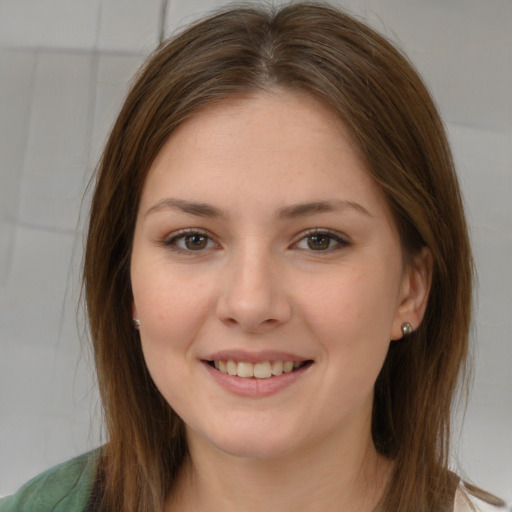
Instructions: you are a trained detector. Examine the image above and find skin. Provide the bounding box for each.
[130,90,432,512]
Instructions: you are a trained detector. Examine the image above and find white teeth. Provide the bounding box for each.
[213,359,305,379]
[253,361,272,378]
[237,362,254,378]
[271,360,283,376]
[226,360,237,376]
[283,361,294,373]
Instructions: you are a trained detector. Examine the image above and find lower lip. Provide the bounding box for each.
[202,361,312,398]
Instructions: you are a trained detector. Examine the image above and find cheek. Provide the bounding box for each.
[297,266,400,388]
[134,275,215,410]
[302,267,399,340]
[133,268,214,354]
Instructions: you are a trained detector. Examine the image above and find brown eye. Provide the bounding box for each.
[184,234,208,250]
[164,230,217,253]
[294,230,348,252]
[307,234,332,251]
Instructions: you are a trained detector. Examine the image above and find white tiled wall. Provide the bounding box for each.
[18,52,94,231]
[88,53,145,167]
[96,0,163,52]
[1,0,510,503]
[0,1,101,50]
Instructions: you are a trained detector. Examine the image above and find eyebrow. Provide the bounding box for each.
[277,200,371,219]
[145,198,226,218]
[145,198,371,219]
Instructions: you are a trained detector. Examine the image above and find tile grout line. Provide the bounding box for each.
[93,0,103,51]
[0,45,147,58]
[2,50,38,287]
[159,0,170,43]
[53,49,100,353]
[13,218,77,236]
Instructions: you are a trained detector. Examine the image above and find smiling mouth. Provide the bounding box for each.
[207,360,313,379]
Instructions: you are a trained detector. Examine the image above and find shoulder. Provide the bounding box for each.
[454,482,509,512]
[0,449,99,512]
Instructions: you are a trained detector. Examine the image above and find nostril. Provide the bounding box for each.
[221,315,281,334]
[216,281,292,332]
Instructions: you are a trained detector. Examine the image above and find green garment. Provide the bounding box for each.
[0,450,98,512]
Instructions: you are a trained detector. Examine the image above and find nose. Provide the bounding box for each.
[215,245,292,333]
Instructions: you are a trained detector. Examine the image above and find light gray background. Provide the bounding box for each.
[0,0,511,502]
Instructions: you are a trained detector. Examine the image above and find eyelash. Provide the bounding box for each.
[162,229,218,254]
[161,228,349,254]
[292,229,349,252]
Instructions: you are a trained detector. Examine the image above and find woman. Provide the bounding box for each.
[0,3,506,512]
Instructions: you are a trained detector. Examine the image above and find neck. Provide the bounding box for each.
[166,426,391,512]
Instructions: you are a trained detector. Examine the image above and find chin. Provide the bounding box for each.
[188,419,303,460]
[214,437,297,460]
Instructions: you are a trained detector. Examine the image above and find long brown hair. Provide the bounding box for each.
[84,3,473,511]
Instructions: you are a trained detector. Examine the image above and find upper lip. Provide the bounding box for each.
[203,349,311,364]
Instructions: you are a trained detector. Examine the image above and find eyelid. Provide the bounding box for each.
[291,228,350,251]
[161,228,220,253]
[158,227,349,253]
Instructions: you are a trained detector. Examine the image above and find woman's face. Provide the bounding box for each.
[131,90,429,459]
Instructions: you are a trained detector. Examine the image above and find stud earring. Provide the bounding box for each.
[133,317,141,330]
[401,322,413,337]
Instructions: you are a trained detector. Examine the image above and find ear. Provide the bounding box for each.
[391,247,433,340]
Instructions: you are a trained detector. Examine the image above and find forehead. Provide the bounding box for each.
[140,90,388,218]
[168,90,347,148]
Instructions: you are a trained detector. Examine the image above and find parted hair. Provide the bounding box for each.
[84,3,473,511]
